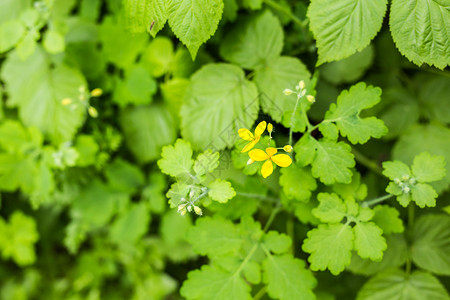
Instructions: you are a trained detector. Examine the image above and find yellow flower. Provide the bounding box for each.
[238,121,266,152]
[249,147,292,178]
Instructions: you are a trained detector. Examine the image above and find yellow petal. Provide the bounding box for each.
[249,149,269,161]
[265,147,277,157]
[238,128,254,141]
[271,154,292,167]
[241,140,257,152]
[261,160,273,178]
[254,121,267,137]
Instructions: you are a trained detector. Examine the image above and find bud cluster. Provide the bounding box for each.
[393,175,417,194]
[61,86,103,118]
[283,80,315,103]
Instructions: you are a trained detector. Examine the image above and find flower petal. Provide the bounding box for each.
[265,147,277,157]
[261,159,274,178]
[254,121,267,137]
[241,140,258,152]
[271,154,292,167]
[249,149,269,161]
[238,128,254,141]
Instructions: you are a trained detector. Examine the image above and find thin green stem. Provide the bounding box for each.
[263,205,282,232]
[287,215,294,254]
[406,204,415,274]
[263,0,305,29]
[253,286,267,300]
[361,194,394,207]
[235,192,278,203]
[233,243,259,276]
[288,95,301,146]
[352,148,384,176]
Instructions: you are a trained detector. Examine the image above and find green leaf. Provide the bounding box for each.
[418,76,450,124]
[255,56,311,122]
[243,261,261,285]
[0,20,25,52]
[110,202,150,246]
[0,153,36,193]
[0,0,30,23]
[140,37,174,77]
[357,269,450,300]
[2,47,86,143]
[194,150,220,176]
[393,124,450,193]
[348,234,408,276]
[323,82,387,144]
[220,10,283,69]
[353,222,387,261]
[263,231,292,254]
[43,30,65,54]
[411,183,437,207]
[411,152,446,183]
[308,0,387,64]
[99,16,147,68]
[313,193,347,223]
[412,214,450,275]
[124,0,167,37]
[279,163,317,202]
[0,211,39,266]
[157,139,194,178]
[320,46,374,85]
[181,64,259,150]
[180,265,252,300]
[120,105,177,164]
[74,135,99,167]
[167,0,224,60]
[112,65,157,107]
[390,0,450,69]
[208,179,236,203]
[302,223,354,275]
[371,205,404,235]
[263,255,316,300]
[187,217,242,257]
[105,159,145,193]
[310,139,355,185]
[382,161,411,180]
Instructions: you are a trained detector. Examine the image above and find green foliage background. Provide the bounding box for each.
[0,0,449,299]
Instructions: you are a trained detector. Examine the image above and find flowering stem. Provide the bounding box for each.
[406,204,415,274]
[361,194,394,207]
[253,286,267,300]
[263,0,306,29]
[352,148,384,176]
[235,192,278,203]
[288,95,301,146]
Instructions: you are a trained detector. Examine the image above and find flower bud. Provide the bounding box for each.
[88,106,98,118]
[267,123,273,133]
[247,158,255,165]
[402,186,410,194]
[189,190,195,198]
[61,98,72,105]
[180,209,187,216]
[306,95,315,103]
[177,204,187,212]
[298,80,305,90]
[194,206,203,216]
[283,89,293,95]
[283,145,293,153]
[90,88,103,97]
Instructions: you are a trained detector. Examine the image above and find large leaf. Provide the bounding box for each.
[181,63,259,150]
[167,0,224,59]
[2,47,86,143]
[390,0,450,69]
[220,10,283,69]
[412,214,450,275]
[124,0,167,37]
[357,269,450,300]
[255,56,311,122]
[308,0,388,64]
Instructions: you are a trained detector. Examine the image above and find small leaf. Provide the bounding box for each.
[411,152,446,183]
[279,163,317,202]
[371,205,404,235]
[263,231,292,254]
[263,255,316,300]
[158,139,194,178]
[353,222,387,261]
[194,150,220,176]
[180,265,252,300]
[411,183,437,208]
[323,82,387,144]
[303,223,354,275]
[313,193,347,223]
[208,179,236,203]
